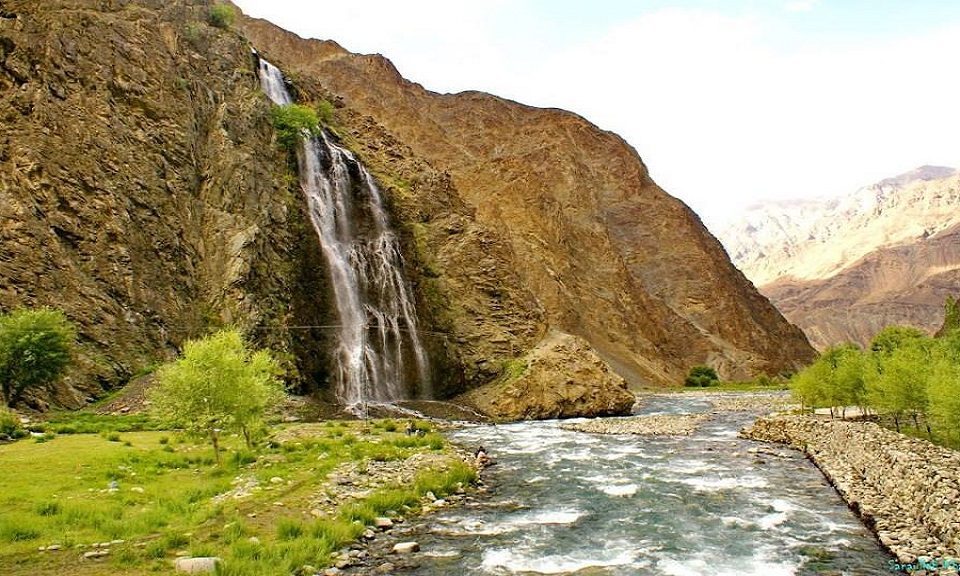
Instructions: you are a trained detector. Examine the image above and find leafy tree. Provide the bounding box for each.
[270,104,320,150]
[0,308,75,406]
[928,345,960,446]
[790,357,829,412]
[207,4,236,29]
[149,330,284,465]
[870,325,926,356]
[790,344,865,416]
[937,295,960,337]
[866,343,930,434]
[684,365,719,387]
[825,345,867,417]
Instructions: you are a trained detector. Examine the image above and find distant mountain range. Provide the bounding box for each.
[718,166,960,350]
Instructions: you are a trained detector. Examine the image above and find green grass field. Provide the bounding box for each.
[0,416,476,575]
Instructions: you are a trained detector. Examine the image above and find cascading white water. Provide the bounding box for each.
[256,55,429,413]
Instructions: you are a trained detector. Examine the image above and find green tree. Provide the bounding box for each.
[0,308,75,406]
[937,295,960,337]
[270,103,320,150]
[928,342,960,446]
[684,365,719,387]
[790,344,865,416]
[825,345,867,417]
[867,343,930,435]
[149,330,284,465]
[790,358,828,412]
[870,325,926,355]
[207,4,236,29]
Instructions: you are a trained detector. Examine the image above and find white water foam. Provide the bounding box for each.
[600,483,639,497]
[757,498,798,530]
[481,548,637,574]
[677,475,769,492]
[657,550,799,576]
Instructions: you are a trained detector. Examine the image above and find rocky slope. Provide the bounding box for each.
[0,0,325,406]
[719,167,960,350]
[238,13,814,388]
[0,0,814,410]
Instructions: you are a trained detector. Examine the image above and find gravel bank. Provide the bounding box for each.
[742,414,960,565]
[560,413,710,435]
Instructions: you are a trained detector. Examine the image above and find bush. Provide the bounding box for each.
[0,308,75,406]
[207,4,236,29]
[684,365,719,387]
[0,406,25,440]
[270,104,320,150]
[317,99,335,125]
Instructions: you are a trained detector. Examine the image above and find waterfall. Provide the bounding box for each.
[256,55,430,413]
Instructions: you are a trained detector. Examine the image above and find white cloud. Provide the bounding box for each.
[510,9,960,228]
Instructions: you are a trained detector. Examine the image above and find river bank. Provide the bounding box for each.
[743,414,960,567]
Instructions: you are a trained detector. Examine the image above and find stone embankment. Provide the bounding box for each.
[742,414,960,564]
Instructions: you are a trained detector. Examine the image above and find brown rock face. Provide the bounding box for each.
[0,0,814,409]
[239,16,815,386]
[457,331,636,421]
[0,0,332,404]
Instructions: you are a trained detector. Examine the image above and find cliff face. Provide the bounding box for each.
[239,15,814,385]
[0,0,814,409]
[719,167,960,350]
[0,0,332,405]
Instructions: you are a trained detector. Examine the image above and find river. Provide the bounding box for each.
[402,394,893,575]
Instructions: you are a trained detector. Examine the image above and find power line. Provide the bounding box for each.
[165,324,453,337]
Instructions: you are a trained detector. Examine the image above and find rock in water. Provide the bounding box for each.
[392,542,420,554]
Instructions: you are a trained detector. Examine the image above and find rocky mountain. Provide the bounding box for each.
[0,0,813,411]
[719,166,960,350]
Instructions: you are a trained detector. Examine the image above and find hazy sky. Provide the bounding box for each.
[233,0,960,230]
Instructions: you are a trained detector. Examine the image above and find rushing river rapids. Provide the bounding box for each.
[402,395,894,575]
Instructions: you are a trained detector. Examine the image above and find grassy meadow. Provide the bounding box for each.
[0,415,476,576]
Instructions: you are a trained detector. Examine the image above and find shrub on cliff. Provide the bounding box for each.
[207,4,236,29]
[149,329,284,465]
[270,103,320,150]
[0,308,75,407]
[684,365,719,387]
[317,99,335,125]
